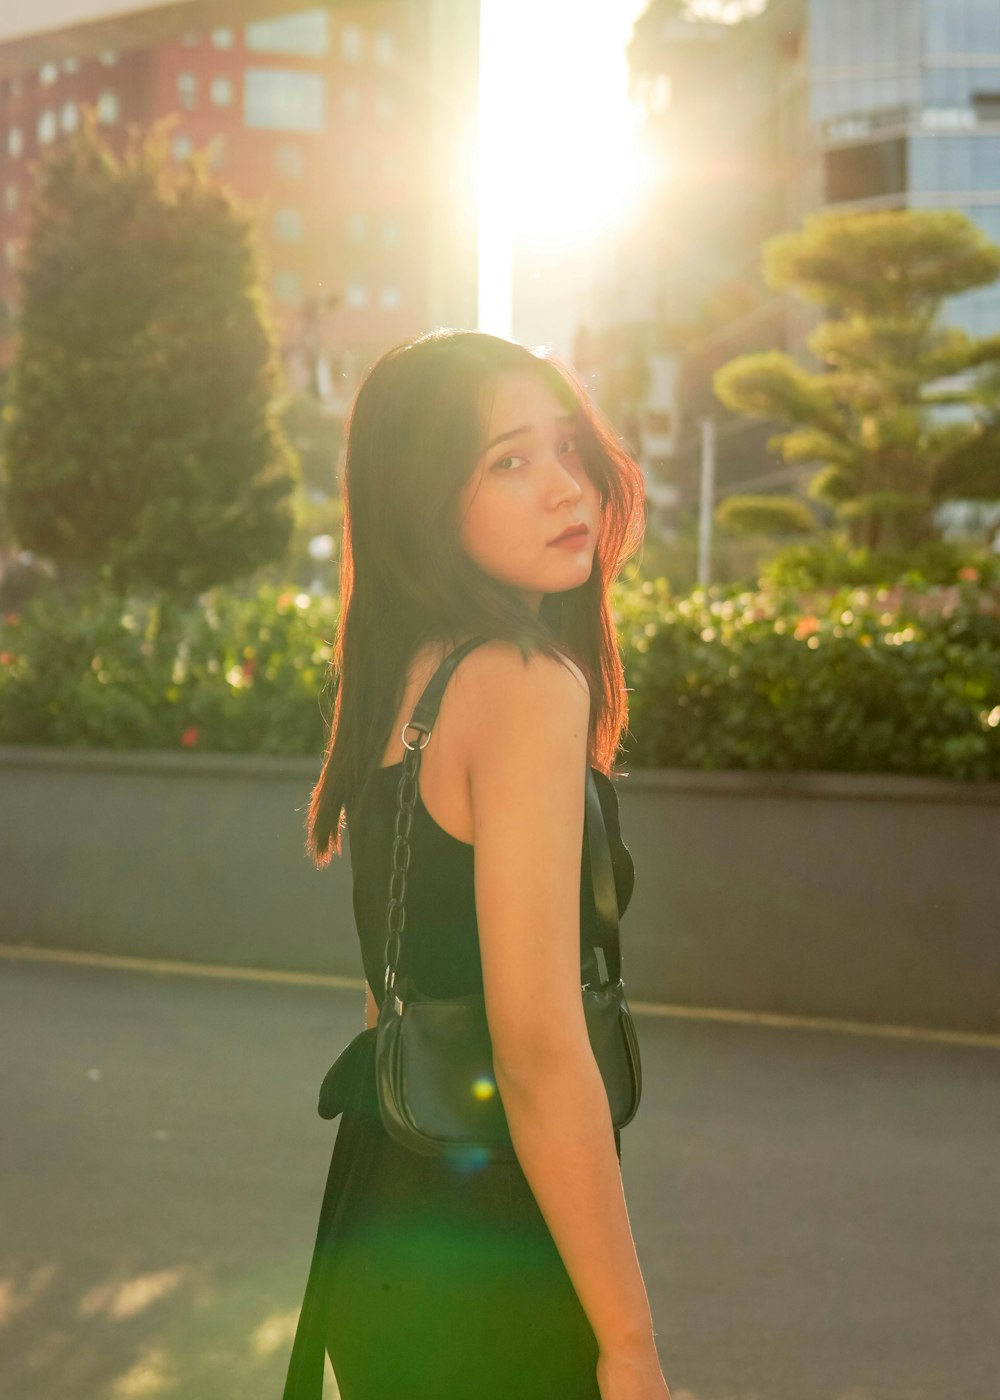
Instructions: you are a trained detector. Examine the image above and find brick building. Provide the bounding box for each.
[0,3,478,401]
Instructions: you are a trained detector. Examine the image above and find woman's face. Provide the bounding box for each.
[457,370,602,613]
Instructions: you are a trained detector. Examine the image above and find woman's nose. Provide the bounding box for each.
[545,455,584,505]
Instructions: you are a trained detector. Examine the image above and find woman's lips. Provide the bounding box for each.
[548,527,589,547]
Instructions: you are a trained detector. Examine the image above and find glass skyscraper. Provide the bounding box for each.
[618,0,1000,511]
[811,0,1000,335]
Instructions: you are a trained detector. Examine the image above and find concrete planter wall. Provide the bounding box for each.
[2,745,998,1034]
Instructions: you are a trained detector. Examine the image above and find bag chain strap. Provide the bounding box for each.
[384,719,431,994]
[381,717,609,999]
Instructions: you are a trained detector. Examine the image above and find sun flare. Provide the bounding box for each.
[477,0,650,334]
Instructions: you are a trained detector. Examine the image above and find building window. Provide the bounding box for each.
[97,90,120,125]
[210,76,234,107]
[974,92,1000,124]
[921,107,976,132]
[373,92,395,123]
[246,13,329,57]
[379,285,401,311]
[4,185,18,214]
[274,270,303,305]
[60,101,79,134]
[208,134,228,169]
[912,134,1000,193]
[341,25,364,62]
[37,110,57,144]
[344,281,367,308]
[824,137,907,204]
[8,127,23,159]
[39,62,59,86]
[273,207,304,242]
[212,27,235,50]
[98,49,118,66]
[245,69,325,132]
[347,212,368,242]
[275,143,305,177]
[380,217,400,247]
[373,29,394,65]
[172,134,194,161]
[342,88,362,120]
[177,73,197,110]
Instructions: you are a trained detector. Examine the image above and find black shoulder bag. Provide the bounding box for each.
[374,634,642,1160]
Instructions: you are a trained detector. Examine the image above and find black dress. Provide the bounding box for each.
[283,750,635,1400]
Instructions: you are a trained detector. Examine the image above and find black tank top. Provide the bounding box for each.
[348,758,635,1007]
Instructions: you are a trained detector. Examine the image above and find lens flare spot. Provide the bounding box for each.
[251,1308,299,1358]
[472,1076,496,1102]
[111,1345,175,1396]
[444,1143,493,1175]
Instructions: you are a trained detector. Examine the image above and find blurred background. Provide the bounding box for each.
[1,7,999,1400]
[2,0,999,597]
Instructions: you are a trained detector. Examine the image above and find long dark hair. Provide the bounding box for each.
[306,328,645,865]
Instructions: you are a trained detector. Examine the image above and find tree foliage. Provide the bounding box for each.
[616,576,1000,781]
[715,492,816,538]
[1,113,297,599]
[714,209,1000,550]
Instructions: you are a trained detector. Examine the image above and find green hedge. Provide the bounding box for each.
[762,539,1000,591]
[1,578,998,779]
[0,585,337,754]
[616,578,1000,780]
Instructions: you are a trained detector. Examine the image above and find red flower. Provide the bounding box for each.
[794,615,820,640]
[180,725,200,748]
[241,658,256,678]
[958,566,979,582]
[0,651,15,665]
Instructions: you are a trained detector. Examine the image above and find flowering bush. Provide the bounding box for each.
[2,578,998,780]
[761,539,1000,591]
[0,586,337,754]
[614,577,1000,780]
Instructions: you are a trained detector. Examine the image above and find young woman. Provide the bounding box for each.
[285,329,671,1400]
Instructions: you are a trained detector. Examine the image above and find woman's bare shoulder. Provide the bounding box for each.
[457,640,590,768]
[459,638,588,703]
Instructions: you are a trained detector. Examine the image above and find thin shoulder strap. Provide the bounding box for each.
[405,633,492,738]
[389,635,622,989]
[583,771,622,983]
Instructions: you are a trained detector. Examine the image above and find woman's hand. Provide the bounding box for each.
[597,1337,671,1400]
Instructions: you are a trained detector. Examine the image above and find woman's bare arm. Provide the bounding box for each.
[464,642,661,1363]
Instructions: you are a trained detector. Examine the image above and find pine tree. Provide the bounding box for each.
[714,208,1000,550]
[1,113,297,599]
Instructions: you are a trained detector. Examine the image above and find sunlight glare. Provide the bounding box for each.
[686,0,768,20]
[478,0,648,334]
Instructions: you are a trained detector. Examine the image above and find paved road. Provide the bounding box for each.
[1,956,997,1400]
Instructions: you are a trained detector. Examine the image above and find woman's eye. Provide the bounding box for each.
[559,436,578,455]
[492,454,526,472]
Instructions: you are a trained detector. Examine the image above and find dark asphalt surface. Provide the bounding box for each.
[1,956,997,1400]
